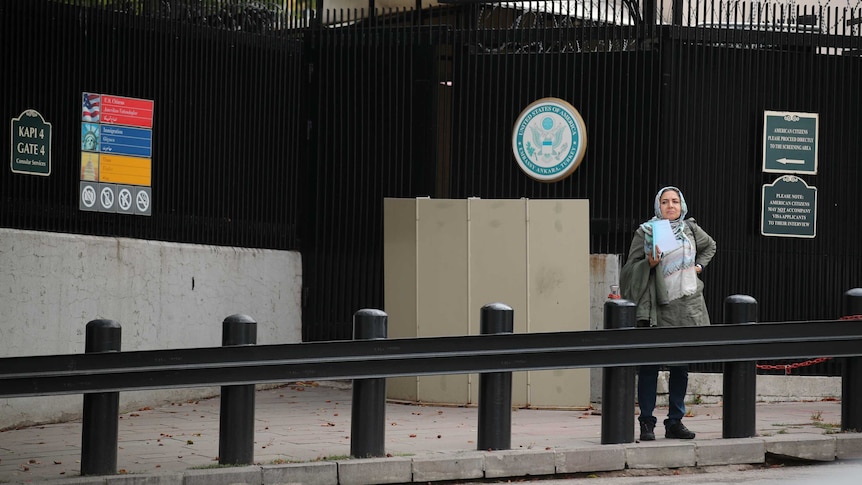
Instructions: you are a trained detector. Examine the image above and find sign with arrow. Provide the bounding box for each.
[763,110,818,175]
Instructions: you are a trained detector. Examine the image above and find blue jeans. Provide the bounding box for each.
[638,364,688,426]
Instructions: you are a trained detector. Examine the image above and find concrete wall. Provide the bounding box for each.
[0,229,302,430]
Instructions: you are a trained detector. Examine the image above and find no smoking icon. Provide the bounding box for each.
[134,187,152,216]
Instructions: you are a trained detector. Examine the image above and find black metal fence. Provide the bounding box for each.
[2,0,305,248]
[3,1,862,377]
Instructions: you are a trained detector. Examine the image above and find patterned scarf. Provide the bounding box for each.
[640,186,698,303]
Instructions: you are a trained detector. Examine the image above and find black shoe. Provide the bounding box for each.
[665,421,696,439]
[639,421,656,441]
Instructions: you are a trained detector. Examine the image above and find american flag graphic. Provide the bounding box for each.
[82,93,100,122]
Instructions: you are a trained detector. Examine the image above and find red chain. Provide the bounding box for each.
[756,357,832,375]
[755,314,861,374]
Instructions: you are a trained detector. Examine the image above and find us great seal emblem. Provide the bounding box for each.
[512,97,587,182]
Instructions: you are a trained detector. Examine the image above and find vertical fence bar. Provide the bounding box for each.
[720,295,758,438]
[219,314,257,465]
[351,309,388,458]
[842,288,862,431]
[477,302,514,451]
[601,298,637,444]
[81,319,122,476]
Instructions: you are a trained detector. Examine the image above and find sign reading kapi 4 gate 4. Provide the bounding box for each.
[11,110,52,176]
[762,175,817,238]
[763,110,818,175]
[512,98,587,182]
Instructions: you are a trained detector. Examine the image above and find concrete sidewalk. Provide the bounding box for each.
[1,382,860,484]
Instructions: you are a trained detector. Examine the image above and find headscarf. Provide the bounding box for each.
[639,186,698,303]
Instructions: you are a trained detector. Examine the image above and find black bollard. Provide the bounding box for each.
[351,309,388,458]
[601,298,637,444]
[477,303,514,451]
[219,314,257,465]
[81,319,121,476]
[720,295,758,438]
[842,288,862,431]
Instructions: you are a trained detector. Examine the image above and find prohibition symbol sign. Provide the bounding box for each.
[136,190,150,213]
[100,186,115,209]
[81,185,96,208]
[118,188,133,212]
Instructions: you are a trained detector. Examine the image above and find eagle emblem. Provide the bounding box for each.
[527,116,569,164]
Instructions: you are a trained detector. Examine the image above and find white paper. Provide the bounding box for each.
[650,219,682,257]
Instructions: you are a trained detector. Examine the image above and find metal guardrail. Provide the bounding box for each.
[2,313,862,398]
[2,291,862,476]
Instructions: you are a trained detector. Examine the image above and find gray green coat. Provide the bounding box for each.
[620,220,717,327]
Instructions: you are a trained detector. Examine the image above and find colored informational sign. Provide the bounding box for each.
[99,154,152,186]
[11,110,52,176]
[763,111,818,175]
[80,92,154,216]
[100,125,152,158]
[761,175,817,238]
[101,95,154,128]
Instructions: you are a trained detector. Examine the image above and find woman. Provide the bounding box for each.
[620,186,717,441]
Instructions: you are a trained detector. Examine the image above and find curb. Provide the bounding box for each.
[14,433,862,485]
